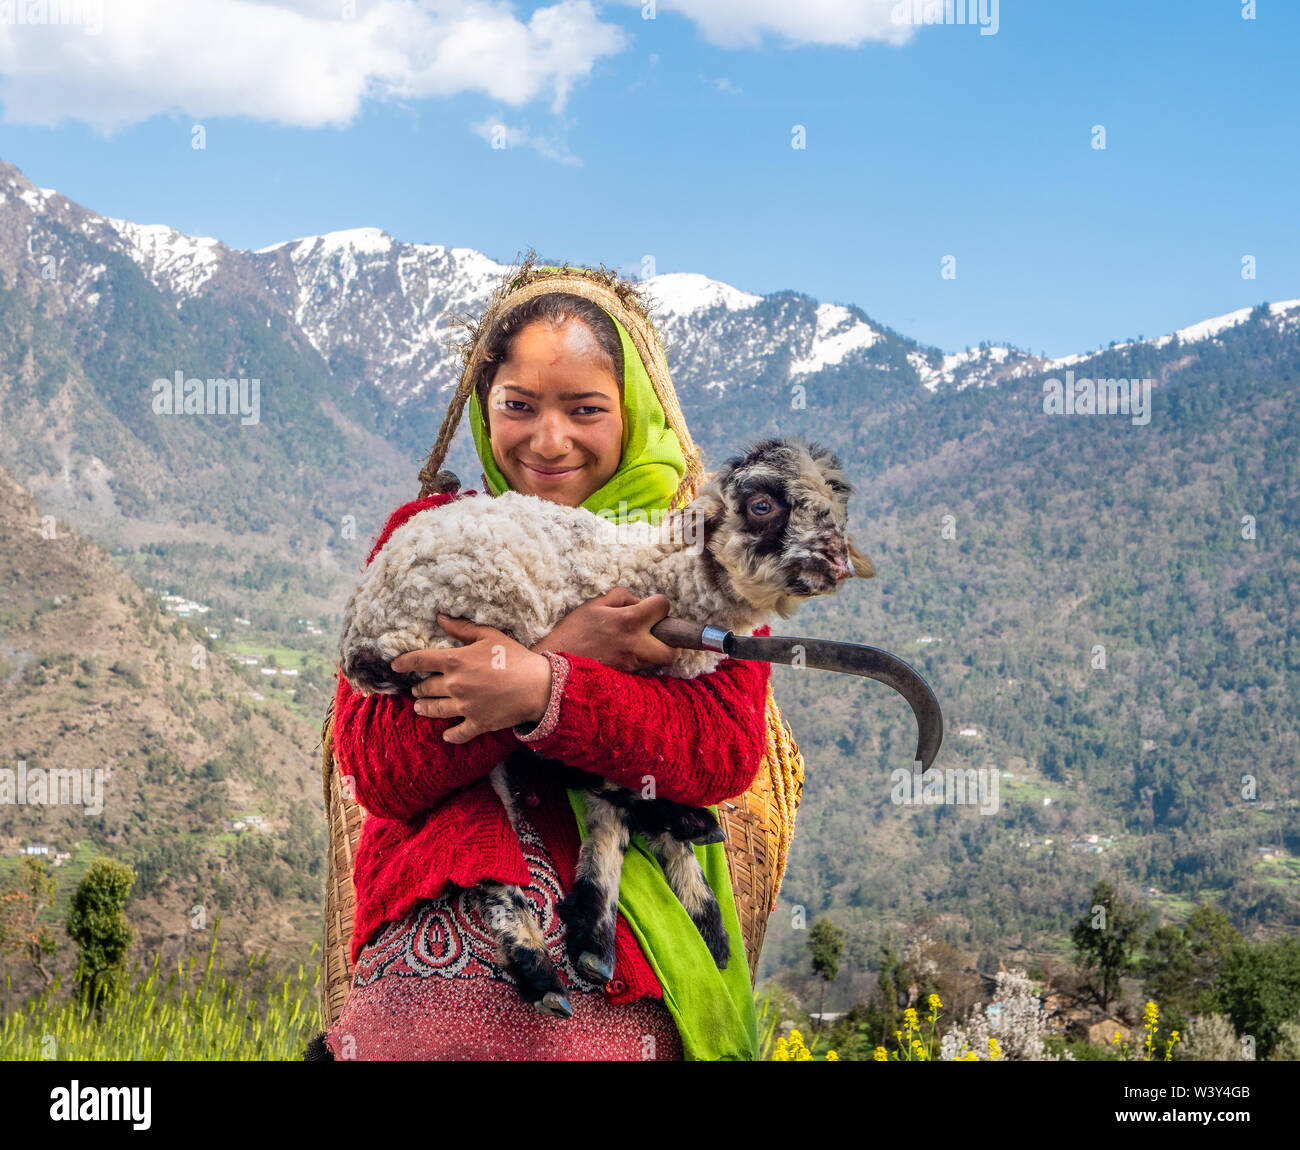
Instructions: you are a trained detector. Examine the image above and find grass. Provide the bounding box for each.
[221,640,331,675]
[1256,855,1300,888]
[998,775,1062,807]
[0,922,322,1061]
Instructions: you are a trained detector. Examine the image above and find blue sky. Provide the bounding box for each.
[0,0,1296,357]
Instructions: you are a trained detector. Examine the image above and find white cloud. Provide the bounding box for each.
[615,0,915,50]
[469,115,582,165]
[0,0,628,133]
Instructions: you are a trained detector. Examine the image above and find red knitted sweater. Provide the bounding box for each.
[333,490,773,1006]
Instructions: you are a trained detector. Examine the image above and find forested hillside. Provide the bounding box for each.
[751,307,1299,987]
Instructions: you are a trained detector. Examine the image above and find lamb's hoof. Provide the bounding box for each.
[691,824,727,845]
[577,952,615,984]
[534,991,573,1019]
[693,904,731,969]
[303,1032,335,1061]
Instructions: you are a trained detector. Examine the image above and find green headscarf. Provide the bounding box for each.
[466,280,759,1060]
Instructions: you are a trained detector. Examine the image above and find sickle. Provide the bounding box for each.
[651,617,944,770]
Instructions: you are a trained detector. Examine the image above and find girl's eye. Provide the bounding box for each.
[502,399,530,412]
[573,406,605,416]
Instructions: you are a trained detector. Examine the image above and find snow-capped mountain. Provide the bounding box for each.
[7,154,1295,419]
[241,234,892,406]
[0,159,896,412]
[5,150,1294,415]
[907,301,1300,394]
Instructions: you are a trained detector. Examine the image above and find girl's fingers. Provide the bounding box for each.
[410,672,445,698]
[391,648,457,673]
[442,718,483,744]
[598,586,639,607]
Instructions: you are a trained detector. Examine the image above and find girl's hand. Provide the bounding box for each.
[394,614,553,744]
[530,587,675,673]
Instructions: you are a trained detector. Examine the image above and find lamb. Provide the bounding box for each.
[338,436,873,1017]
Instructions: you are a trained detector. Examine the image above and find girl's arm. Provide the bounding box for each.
[514,631,774,807]
[339,490,769,816]
[332,488,514,823]
[332,675,517,822]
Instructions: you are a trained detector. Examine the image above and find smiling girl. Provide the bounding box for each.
[320,267,773,1061]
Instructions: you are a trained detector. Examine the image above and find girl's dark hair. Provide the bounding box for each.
[474,292,624,430]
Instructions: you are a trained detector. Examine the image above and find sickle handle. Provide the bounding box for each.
[649,616,711,650]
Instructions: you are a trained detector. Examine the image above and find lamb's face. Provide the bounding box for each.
[695,438,874,616]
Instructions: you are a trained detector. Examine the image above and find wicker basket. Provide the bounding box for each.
[318,256,807,1031]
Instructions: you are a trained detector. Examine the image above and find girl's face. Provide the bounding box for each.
[486,320,624,508]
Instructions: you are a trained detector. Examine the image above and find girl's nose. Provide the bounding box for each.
[531,414,573,457]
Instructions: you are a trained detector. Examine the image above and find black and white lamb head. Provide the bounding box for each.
[691,437,874,618]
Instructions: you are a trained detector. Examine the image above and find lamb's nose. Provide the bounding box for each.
[825,537,850,579]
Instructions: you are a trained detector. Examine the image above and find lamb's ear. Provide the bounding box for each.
[690,486,727,536]
[848,537,875,579]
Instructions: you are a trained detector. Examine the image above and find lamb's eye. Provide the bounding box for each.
[747,496,776,518]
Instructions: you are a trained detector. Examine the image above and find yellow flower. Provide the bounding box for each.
[826,1050,839,1061]
[873,1046,888,1061]
[988,1037,1002,1061]
[903,1008,920,1033]
[779,1028,813,1062]
[928,993,942,1012]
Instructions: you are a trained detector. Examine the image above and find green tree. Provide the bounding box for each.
[870,941,910,1043]
[808,917,845,1031]
[65,859,135,1015]
[1071,880,1149,1013]
[0,856,59,1010]
[1141,924,1195,1024]
[1212,938,1300,1058]
[1186,904,1242,972]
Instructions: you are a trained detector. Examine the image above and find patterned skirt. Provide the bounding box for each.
[324,807,683,1061]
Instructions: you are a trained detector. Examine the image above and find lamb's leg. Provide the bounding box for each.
[474,882,572,1019]
[643,833,731,970]
[559,790,630,985]
[627,796,726,845]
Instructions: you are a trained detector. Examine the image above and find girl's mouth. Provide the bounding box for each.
[520,461,581,480]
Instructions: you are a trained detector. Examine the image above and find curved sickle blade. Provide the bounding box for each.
[724,633,944,770]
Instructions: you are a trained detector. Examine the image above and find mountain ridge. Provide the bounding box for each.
[9,156,1294,409]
